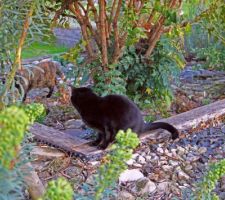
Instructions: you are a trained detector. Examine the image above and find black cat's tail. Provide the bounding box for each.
[142,122,179,140]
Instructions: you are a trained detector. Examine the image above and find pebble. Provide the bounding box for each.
[162,165,173,171]
[157,182,169,191]
[137,156,146,164]
[119,169,144,183]
[198,147,207,154]
[126,159,135,166]
[145,155,152,162]
[169,160,179,166]
[157,147,164,154]
[118,191,135,200]
[134,178,156,195]
[132,153,139,160]
[132,163,143,168]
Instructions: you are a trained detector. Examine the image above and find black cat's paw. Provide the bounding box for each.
[90,141,100,146]
[98,143,108,150]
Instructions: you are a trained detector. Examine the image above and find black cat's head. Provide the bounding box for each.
[70,86,94,106]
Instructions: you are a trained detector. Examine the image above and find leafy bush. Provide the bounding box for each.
[194,45,225,71]
[118,37,184,116]
[0,103,46,200]
[0,106,29,168]
[22,103,46,123]
[194,159,225,200]
[40,178,73,200]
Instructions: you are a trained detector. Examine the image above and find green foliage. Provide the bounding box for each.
[194,159,225,200]
[195,45,225,71]
[0,106,29,168]
[118,39,183,115]
[75,129,140,200]
[0,103,45,199]
[94,129,140,200]
[93,66,127,96]
[22,103,46,123]
[40,177,73,200]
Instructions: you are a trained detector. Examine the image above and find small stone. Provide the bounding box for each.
[132,163,143,168]
[176,167,190,180]
[162,165,173,172]
[132,153,139,160]
[40,58,51,62]
[64,119,84,129]
[186,155,200,162]
[145,155,152,162]
[119,169,144,183]
[158,160,168,166]
[198,147,207,154]
[177,146,186,156]
[135,177,156,195]
[157,147,164,154]
[141,152,146,157]
[137,156,146,164]
[184,164,193,171]
[169,160,179,166]
[118,191,135,200]
[32,60,39,65]
[89,161,100,166]
[157,182,169,191]
[126,159,134,166]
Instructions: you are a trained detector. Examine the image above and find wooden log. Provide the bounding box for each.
[22,162,45,200]
[29,123,102,158]
[140,98,225,140]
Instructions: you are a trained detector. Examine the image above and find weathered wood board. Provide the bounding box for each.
[29,123,102,159]
[30,99,225,159]
[140,98,225,140]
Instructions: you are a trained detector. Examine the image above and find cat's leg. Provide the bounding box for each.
[98,126,111,149]
[46,86,54,98]
[22,92,27,102]
[91,132,102,146]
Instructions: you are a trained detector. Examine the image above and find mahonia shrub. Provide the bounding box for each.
[195,159,225,200]
[39,177,73,200]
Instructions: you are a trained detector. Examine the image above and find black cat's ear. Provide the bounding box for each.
[86,84,92,88]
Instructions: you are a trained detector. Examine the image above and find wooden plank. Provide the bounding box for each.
[140,99,225,140]
[30,123,101,158]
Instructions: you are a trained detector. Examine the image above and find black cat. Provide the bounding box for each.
[70,87,179,149]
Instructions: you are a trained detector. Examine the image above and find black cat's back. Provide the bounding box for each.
[101,94,144,132]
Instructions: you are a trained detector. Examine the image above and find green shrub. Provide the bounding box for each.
[118,38,183,116]
[194,159,225,200]
[0,106,29,168]
[0,103,46,199]
[40,178,73,200]
[22,103,46,123]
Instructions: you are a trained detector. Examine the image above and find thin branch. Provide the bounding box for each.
[99,0,108,71]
